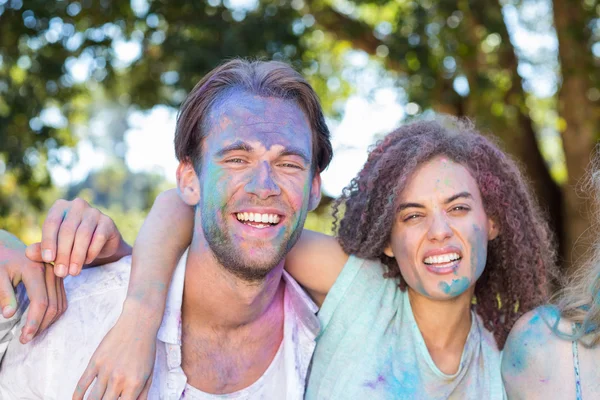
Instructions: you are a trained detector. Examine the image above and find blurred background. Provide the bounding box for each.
[0,0,598,273]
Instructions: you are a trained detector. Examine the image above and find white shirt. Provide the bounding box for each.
[181,342,285,399]
[0,254,319,400]
[149,251,319,400]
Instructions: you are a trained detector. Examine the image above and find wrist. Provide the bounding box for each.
[121,296,164,331]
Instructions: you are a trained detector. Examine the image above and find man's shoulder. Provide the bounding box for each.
[64,255,131,302]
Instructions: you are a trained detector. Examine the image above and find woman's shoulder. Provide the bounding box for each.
[503,305,569,367]
[509,305,563,341]
[501,305,576,399]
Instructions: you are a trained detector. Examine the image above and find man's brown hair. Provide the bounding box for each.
[174,59,332,173]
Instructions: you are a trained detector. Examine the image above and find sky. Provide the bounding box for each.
[48,0,560,198]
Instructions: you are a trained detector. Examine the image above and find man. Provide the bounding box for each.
[0,59,332,399]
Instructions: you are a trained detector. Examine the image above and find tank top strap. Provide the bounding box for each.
[572,323,582,400]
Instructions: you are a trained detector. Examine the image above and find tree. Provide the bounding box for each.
[1,0,598,270]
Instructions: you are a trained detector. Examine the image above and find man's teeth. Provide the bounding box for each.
[236,212,280,224]
[424,253,461,265]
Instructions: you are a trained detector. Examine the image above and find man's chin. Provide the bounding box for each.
[214,248,286,283]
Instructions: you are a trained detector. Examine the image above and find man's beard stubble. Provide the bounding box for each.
[202,211,306,283]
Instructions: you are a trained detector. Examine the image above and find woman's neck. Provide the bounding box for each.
[408,287,475,374]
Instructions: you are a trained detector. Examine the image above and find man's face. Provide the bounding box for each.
[195,90,320,281]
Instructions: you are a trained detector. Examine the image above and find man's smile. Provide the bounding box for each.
[235,212,283,228]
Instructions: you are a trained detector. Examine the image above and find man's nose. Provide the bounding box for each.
[244,161,281,199]
[426,213,453,242]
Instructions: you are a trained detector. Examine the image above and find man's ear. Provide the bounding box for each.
[488,218,499,241]
[308,172,322,211]
[177,161,201,206]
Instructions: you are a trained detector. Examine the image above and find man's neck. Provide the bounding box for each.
[180,237,286,394]
[181,237,285,330]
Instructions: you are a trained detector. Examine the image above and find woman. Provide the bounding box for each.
[502,166,600,399]
[77,118,555,399]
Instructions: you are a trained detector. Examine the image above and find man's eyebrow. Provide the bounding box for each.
[215,141,253,157]
[278,147,311,165]
[445,192,472,204]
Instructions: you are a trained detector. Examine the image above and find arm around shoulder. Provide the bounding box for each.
[284,230,349,306]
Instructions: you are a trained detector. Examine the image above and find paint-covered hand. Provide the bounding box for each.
[0,230,67,344]
[74,301,156,400]
[26,198,132,278]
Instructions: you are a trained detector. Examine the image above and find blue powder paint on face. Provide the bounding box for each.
[438,277,470,296]
[470,224,488,281]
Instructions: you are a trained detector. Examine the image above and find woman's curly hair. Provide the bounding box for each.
[333,117,556,349]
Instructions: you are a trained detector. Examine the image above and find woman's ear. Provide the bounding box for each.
[177,162,201,206]
[383,244,394,258]
[488,218,499,241]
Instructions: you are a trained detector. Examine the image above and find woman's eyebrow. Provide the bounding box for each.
[397,202,425,211]
[444,192,472,204]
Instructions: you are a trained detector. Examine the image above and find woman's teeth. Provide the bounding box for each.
[423,253,461,265]
[236,212,280,224]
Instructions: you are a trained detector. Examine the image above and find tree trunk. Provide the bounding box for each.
[553,0,599,271]
[464,0,564,259]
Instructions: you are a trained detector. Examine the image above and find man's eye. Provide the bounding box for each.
[225,158,246,164]
[280,163,302,169]
[450,205,470,213]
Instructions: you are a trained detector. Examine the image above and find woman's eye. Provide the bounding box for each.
[403,214,421,222]
[226,158,245,164]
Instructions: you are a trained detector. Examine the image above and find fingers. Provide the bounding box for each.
[73,362,98,400]
[58,276,67,316]
[69,208,102,275]
[19,263,48,343]
[134,374,152,400]
[40,199,71,265]
[86,376,108,400]
[38,198,115,278]
[102,378,124,400]
[25,242,43,263]
[54,200,93,277]
[85,217,118,265]
[0,273,17,318]
[36,264,59,334]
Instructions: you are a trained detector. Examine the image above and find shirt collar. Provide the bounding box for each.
[281,269,319,336]
[157,250,320,344]
[156,249,188,344]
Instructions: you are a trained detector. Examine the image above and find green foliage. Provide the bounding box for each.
[0,0,598,264]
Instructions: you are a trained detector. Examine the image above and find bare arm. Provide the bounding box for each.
[74,189,194,399]
[125,189,194,314]
[285,230,347,306]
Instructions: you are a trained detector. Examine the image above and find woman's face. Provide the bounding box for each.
[385,156,499,300]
